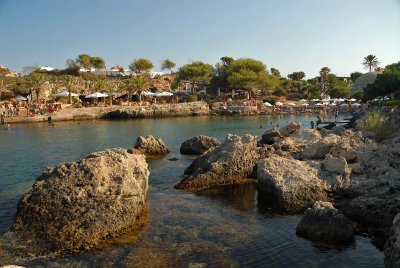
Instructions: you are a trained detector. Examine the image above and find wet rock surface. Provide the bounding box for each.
[296,201,356,244]
[385,213,400,268]
[257,155,329,213]
[180,135,221,155]
[133,135,170,156]
[175,134,271,191]
[1,148,149,255]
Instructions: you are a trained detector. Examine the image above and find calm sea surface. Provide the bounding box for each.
[0,114,383,267]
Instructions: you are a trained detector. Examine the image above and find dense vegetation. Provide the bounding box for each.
[1,54,399,102]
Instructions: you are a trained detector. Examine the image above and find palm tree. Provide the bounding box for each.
[28,73,46,103]
[363,55,380,72]
[123,77,135,102]
[132,75,149,102]
[63,75,77,104]
[161,59,176,74]
[319,67,331,97]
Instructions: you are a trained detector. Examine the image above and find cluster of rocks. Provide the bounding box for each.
[173,119,400,255]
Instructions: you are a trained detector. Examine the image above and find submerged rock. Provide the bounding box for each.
[7,148,149,253]
[180,135,221,155]
[296,201,356,244]
[175,134,271,191]
[385,213,400,268]
[257,155,328,213]
[134,135,170,156]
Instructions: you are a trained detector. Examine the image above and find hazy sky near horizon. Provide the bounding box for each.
[1,0,399,77]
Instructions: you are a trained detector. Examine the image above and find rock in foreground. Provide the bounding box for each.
[9,148,149,253]
[385,213,400,268]
[180,135,221,155]
[257,155,328,213]
[134,135,170,156]
[175,134,271,191]
[296,201,356,244]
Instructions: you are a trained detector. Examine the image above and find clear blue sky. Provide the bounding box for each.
[1,0,399,78]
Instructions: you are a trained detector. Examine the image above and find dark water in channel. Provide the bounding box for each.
[0,115,383,267]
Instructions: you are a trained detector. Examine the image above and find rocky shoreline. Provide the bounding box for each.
[4,101,210,124]
[1,107,399,267]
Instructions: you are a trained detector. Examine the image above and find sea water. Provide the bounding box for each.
[0,114,383,267]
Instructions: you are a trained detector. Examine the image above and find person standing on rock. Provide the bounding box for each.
[310,121,315,129]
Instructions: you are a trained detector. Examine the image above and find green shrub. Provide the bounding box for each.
[186,94,198,102]
[359,111,389,141]
[273,88,286,97]
[381,100,400,106]
[57,96,80,104]
[263,98,276,105]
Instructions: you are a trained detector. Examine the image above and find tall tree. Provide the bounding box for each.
[77,54,92,70]
[28,73,46,102]
[91,57,106,70]
[319,67,331,97]
[161,59,176,74]
[350,71,363,82]
[287,71,305,81]
[363,55,380,72]
[177,61,214,86]
[129,58,153,74]
[123,77,135,101]
[132,75,149,102]
[270,68,281,78]
[63,75,77,104]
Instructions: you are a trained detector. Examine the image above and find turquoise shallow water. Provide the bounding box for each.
[0,114,383,267]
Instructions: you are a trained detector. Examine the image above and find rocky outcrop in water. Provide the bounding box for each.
[257,155,329,213]
[385,213,400,267]
[279,122,301,137]
[102,101,210,119]
[180,135,221,155]
[296,201,356,244]
[261,128,282,145]
[175,134,271,191]
[6,148,149,253]
[133,135,170,156]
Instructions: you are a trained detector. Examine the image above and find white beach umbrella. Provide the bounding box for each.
[275,101,283,106]
[286,103,296,106]
[340,103,348,107]
[299,99,307,102]
[85,92,109,98]
[16,96,28,101]
[314,103,323,106]
[351,102,361,107]
[348,98,357,102]
[155,92,173,97]
[329,103,337,106]
[311,99,320,102]
[53,91,79,97]
[301,103,309,106]
[337,98,345,102]
[262,102,273,107]
[142,91,156,96]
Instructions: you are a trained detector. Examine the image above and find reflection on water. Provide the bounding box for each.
[0,115,384,267]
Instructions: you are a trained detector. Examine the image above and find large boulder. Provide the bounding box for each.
[320,154,351,190]
[296,201,356,244]
[279,122,301,137]
[175,134,271,191]
[385,213,400,268]
[180,135,221,155]
[133,135,170,156]
[261,128,282,145]
[302,134,340,159]
[257,155,329,213]
[8,148,149,253]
